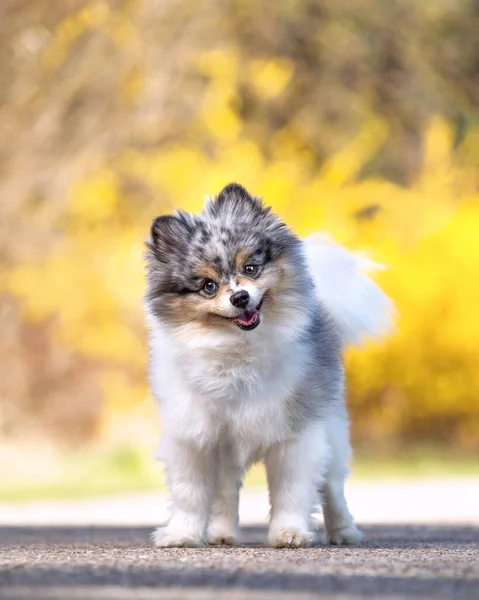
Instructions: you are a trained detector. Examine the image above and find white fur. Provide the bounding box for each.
[303,233,394,346]
[148,234,392,547]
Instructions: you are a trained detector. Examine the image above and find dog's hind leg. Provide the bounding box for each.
[207,438,242,546]
[321,415,362,545]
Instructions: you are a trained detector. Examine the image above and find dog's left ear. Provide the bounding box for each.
[149,213,192,262]
[213,182,264,216]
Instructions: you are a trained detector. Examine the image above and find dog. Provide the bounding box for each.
[145,183,393,548]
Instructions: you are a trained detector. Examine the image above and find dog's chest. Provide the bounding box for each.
[152,324,307,453]
[183,331,296,401]
[181,335,304,442]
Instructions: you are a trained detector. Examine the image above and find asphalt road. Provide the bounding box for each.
[0,525,478,600]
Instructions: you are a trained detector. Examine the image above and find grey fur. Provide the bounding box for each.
[146,183,299,319]
[146,182,344,432]
[146,183,364,548]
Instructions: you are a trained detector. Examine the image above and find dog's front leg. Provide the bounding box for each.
[207,438,243,546]
[265,422,328,548]
[153,440,217,547]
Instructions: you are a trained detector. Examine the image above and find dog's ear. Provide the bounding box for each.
[149,213,192,262]
[213,183,264,216]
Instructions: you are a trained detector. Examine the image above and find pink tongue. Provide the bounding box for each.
[233,309,258,326]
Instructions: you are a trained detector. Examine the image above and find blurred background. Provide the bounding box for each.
[1,0,479,503]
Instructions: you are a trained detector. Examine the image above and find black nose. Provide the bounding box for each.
[230,290,250,308]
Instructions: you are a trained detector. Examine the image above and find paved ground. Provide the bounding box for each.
[1,480,478,599]
[0,524,478,599]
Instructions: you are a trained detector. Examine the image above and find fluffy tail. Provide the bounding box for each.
[302,233,394,346]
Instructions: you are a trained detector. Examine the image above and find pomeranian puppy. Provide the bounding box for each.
[145,183,393,548]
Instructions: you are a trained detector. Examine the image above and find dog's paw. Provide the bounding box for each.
[207,521,239,546]
[325,524,362,545]
[268,526,315,548]
[207,531,239,546]
[151,526,205,548]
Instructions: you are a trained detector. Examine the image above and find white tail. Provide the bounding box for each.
[302,233,394,346]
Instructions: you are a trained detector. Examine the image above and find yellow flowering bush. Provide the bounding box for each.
[2,4,479,452]
[7,109,479,451]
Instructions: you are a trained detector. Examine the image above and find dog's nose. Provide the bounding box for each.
[230,290,250,308]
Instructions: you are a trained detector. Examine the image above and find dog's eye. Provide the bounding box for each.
[202,279,218,295]
[244,265,257,276]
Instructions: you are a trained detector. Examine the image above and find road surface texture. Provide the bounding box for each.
[1,480,478,599]
[0,524,478,600]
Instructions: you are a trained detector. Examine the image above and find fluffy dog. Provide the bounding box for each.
[145,183,393,548]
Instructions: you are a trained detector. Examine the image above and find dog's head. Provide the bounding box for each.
[146,183,310,333]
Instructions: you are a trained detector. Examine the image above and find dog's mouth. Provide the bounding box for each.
[213,296,264,331]
[231,296,264,331]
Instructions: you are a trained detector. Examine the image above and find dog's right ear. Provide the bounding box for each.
[213,183,264,216]
[149,214,191,262]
